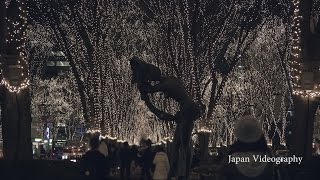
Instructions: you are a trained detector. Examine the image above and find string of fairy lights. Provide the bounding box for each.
[290,0,320,98]
[0,0,30,93]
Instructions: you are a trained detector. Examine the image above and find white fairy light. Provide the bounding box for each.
[289,0,320,98]
[1,0,30,93]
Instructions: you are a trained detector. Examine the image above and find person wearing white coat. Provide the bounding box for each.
[153,146,170,180]
[98,139,108,157]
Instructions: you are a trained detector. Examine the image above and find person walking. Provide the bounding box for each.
[140,139,154,180]
[99,138,110,177]
[98,138,109,157]
[152,146,170,180]
[81,136,107,180]
[120,142,132,180]
[39,145,46,159]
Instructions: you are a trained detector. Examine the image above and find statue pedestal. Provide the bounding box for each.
[198,131,210,161]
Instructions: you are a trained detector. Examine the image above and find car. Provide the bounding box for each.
[62,146,85,161]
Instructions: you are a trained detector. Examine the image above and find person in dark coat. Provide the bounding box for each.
[140,139,154,180]
[81,136,107,180]
[120,142,132,180]
[39,145,46,159]
[218,116,275,180]
[108,142,117,175]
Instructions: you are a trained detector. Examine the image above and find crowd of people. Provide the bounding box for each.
[80,137,170,180]
[80,115,295,180]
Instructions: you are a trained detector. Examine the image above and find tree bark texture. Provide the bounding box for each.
[1,87,33,160]
[0,0,32,160]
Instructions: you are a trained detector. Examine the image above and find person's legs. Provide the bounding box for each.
[145,168,152,180]
[120,162,125,179]
[178,176,186,180]
[125,163,131,179]
[140,168,146,180]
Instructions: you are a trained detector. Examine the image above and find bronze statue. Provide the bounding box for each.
[130,57,203,179]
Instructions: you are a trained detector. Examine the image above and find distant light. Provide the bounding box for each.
[56,51,66,57]
[56,61,69,67]
[35,138,42,142]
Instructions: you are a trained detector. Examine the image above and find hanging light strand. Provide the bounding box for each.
[0,0,30,93]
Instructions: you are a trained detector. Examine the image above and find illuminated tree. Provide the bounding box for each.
[138,0,292,127]
[26,0,295,151]
[132,1,294,177]
[27,0,172,141]
[209,20,293,146]
[0,0,32,160]
[31,72,85,142]
[310,0,320,34]
[25,24,55,78]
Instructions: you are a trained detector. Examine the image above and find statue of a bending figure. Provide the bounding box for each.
[130,57,203,179]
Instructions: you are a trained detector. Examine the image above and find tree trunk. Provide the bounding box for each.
[0,0,32,160]
[291,95,319,160]
[198,132,209,161]
[0,0,5,54]
[301,0,320,62]
[1,88,32,160]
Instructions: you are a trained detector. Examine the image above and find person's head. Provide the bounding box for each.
[146,139,152,147]
[123,142,129,148]
[230,115,269,153]
[89,136,100,150]
[234,115,263,144]
[129,56,142,71]
[131,145,138,151]
[156,146,165,153]
[100,138,107,143]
